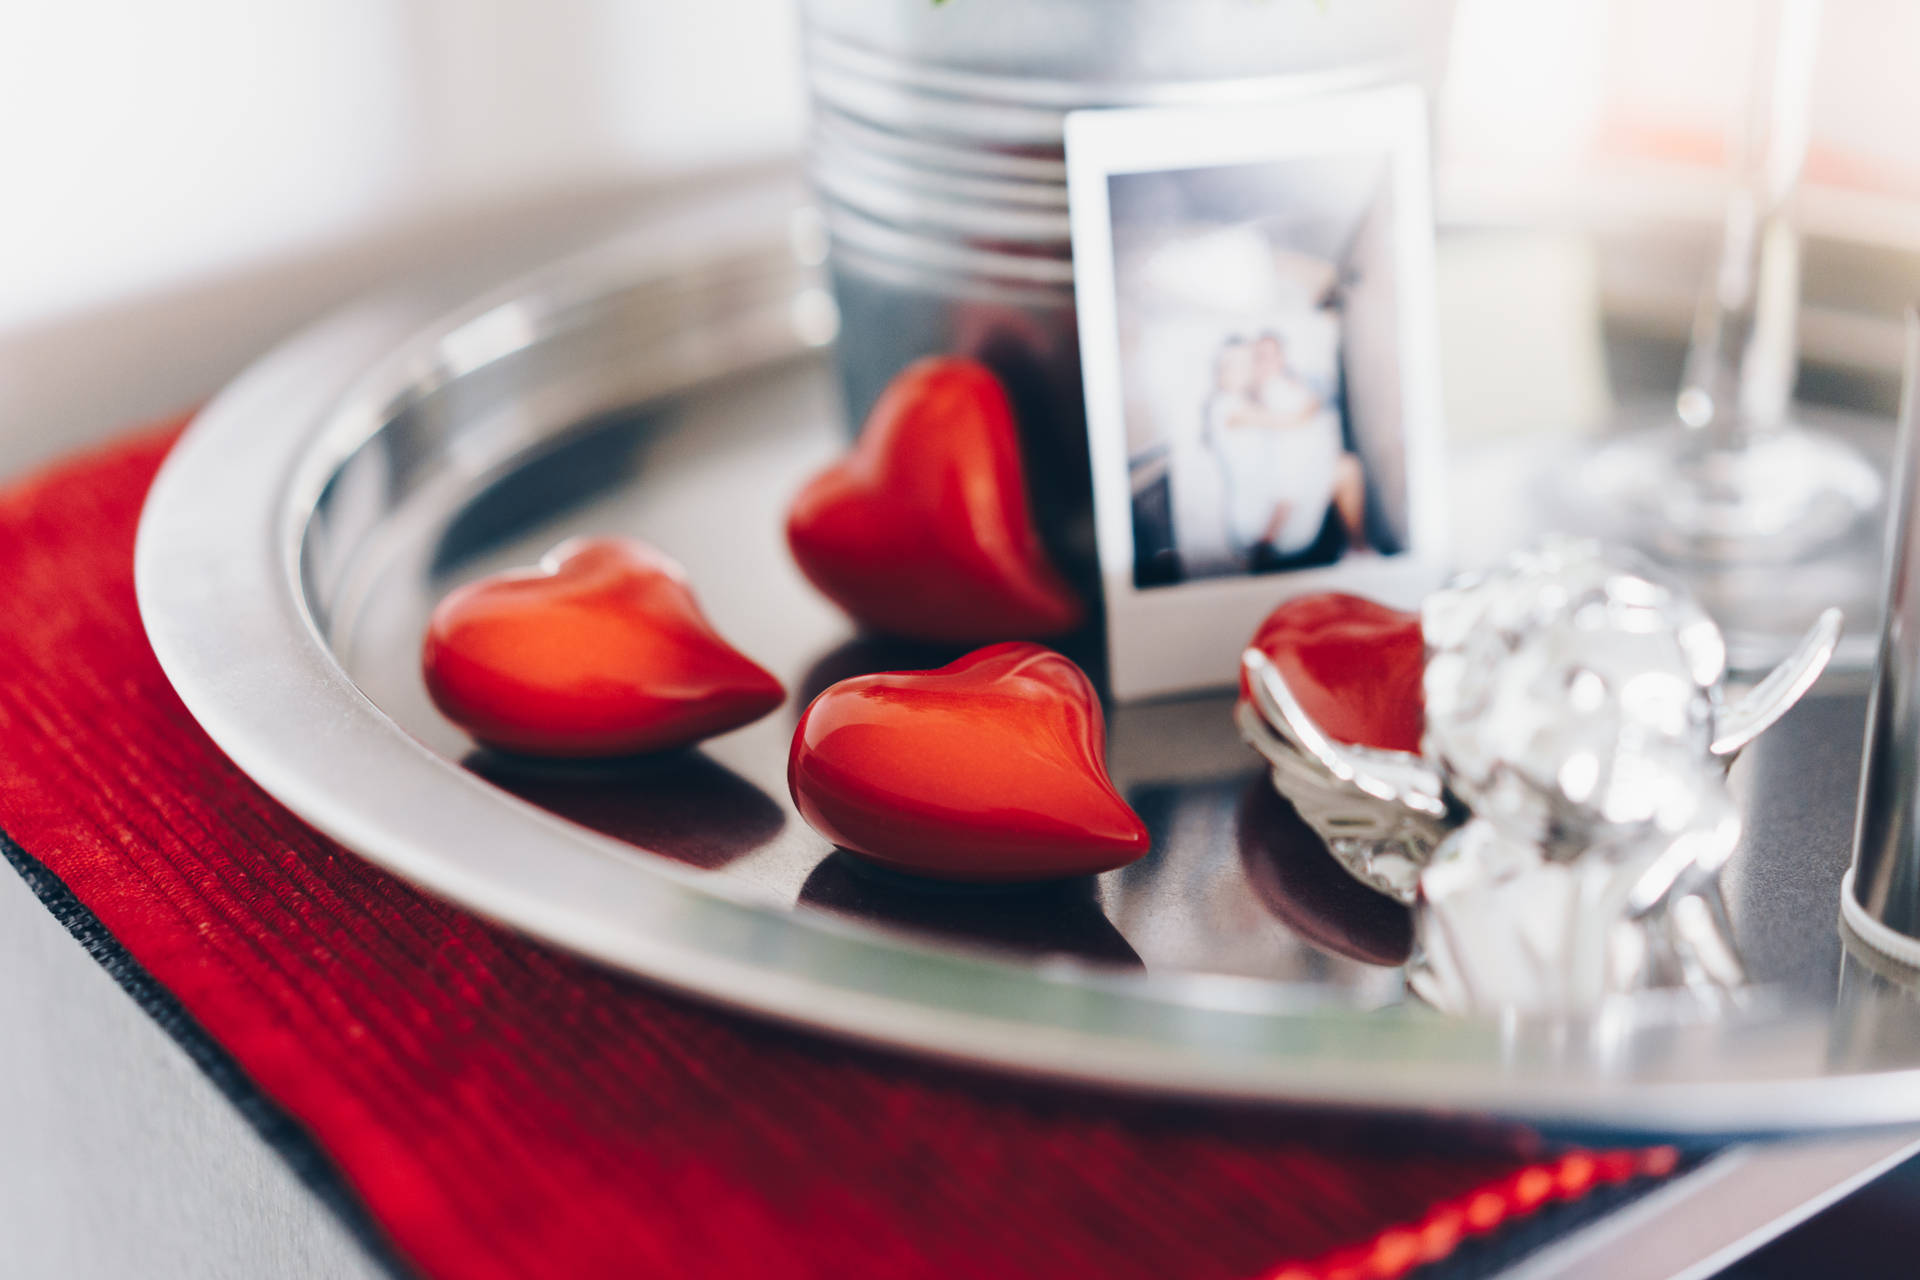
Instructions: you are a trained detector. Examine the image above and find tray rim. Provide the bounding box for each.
[132,178,1920,1135]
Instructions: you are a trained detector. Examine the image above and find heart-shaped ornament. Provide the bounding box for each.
[423,537,783,756]
[786,358,1083,643]
[788,642,1149,881]
[1244,593,1425,754]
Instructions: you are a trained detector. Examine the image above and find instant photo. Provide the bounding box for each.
[1068,87,1446,701]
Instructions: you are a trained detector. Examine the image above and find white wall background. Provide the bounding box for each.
[0,0,808,466]
[3,0,1919,464]
[1442,0,1920,221]
[9,0,1920,343]
[0,0,806,338]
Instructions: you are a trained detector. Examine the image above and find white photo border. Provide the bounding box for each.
[1066,85,1447,702]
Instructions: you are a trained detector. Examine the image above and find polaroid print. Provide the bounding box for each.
[1067,85,1447,702]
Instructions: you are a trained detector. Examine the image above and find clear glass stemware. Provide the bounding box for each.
[1575,0,1885,667]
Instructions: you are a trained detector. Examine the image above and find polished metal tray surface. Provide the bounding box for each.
[135,181,1920,1135]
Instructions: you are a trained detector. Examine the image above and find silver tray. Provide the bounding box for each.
[134,178,1920,1135]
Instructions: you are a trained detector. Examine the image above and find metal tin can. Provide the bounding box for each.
[798,0,1456,591]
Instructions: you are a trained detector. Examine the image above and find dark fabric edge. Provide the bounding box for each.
[0,826,412,1280]
[4,819,1698,1280]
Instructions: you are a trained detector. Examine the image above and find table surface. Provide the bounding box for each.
[6,178,1920,1279]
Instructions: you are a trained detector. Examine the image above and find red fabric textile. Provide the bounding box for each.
[0,422,1667,1280]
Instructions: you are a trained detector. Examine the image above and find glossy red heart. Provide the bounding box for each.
[788,642,1149,882]
[422,537,783,757]
[786,357,1083,643]
[1243,593,1425,754]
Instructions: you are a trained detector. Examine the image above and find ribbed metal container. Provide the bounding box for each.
[799,0,1456,592]
[1847,315,1920,970]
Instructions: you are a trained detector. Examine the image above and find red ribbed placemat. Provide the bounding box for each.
[0,420,1679,1280]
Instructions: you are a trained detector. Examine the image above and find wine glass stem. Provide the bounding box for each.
[1676,0,1821,449]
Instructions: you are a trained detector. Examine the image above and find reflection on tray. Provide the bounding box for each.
[1236,780,1413,967]
[464,749,785,871]
[795,630,1107,710]
[798,852,1143,968]
[429,408,662,577]
[795,636,972,709]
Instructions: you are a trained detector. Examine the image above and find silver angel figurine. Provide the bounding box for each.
[1240,536,1841,1015]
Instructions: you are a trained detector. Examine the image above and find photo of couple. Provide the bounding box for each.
[1068,86,1441,698]
[1203,329,1370,573]
[1107,151,1414,588]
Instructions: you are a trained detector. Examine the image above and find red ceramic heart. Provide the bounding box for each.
[788,642,1149,882]
[422,537,783,757]
[786,357,1083,643]
[1243,593,1425,754]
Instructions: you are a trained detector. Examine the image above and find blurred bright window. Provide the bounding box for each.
[1,0,1914,445]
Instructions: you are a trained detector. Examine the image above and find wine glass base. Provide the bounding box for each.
[1530,409,1892,673]
[1580,425,1883,563]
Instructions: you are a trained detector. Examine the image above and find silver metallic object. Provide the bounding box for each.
[796,0,1456,581]
[1844,315,1920,968]
[1243,537,1840,1013]
[134,175,1920,1133]
[1235,671,1446,901]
